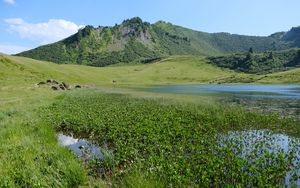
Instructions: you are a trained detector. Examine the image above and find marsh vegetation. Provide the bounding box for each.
[40,89,300,187]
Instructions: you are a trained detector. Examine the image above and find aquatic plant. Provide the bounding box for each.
[41,90,300,187]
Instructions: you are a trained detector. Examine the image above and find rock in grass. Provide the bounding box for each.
[62,82,70,90]
[51,85,60,91]
[46,79,59,84]
[59,84,66,90]
[52,80,59,84]
[37,81,46,85]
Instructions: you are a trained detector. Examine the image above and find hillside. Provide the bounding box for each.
[17,17,300,67]
[2,54,300,92]
[1,54,240,87]
[208,48,300,74]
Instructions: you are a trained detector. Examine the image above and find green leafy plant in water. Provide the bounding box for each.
[41,90,300,187]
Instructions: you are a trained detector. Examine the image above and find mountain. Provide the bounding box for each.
[282,26,300,46]
[17,17,300,67]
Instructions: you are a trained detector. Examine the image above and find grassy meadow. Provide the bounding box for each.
[0,54,300,187]
[1,55,238,86]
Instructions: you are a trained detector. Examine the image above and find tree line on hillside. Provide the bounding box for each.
[207,48,300,74]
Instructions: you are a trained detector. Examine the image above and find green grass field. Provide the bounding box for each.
[257,68,300,83]
[1,54,300,187]
[3,54,300,89]
[1,55,241,86]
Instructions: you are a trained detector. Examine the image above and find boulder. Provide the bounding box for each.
[46,79,59,84]
[59,84,65,90]
[62,82,70,90]
[51,86,60,90]
[52,80,59,84]
[37,81,46,85]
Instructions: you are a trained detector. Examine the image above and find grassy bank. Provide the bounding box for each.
[41,89,299,187]
[0,112,88,187]
[0,92,87,186]
[0,85,108,186]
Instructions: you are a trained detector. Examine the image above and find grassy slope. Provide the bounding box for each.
[258,68,300,83]
[2,55,239,86]
[2,53,300,92]
[1,54,243,112]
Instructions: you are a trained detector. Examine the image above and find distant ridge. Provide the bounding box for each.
[17,17,300,67]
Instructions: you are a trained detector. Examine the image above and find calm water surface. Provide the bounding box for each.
[58,133,103,160]
[148,84,300,98]
[148,84,300,118]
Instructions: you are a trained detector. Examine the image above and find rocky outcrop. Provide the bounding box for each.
[37,79,81,91]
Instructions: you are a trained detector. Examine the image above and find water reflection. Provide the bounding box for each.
[147,84,300,121]
[220,130,300,186]
[58,133,103,160]
[148,84,300,99]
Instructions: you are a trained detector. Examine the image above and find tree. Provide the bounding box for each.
[268,51,274,59]
[249,47,254,53]
[293,50,300,65]
[246,51,253,61]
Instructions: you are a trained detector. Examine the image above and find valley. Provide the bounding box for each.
[1,4,300,186]
[1,53,300,187]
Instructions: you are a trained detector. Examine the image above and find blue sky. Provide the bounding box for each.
[1,0,300,54]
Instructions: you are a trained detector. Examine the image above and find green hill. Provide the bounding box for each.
[17,17,299,67]
[208,48,300,74]
[1,54,240,87]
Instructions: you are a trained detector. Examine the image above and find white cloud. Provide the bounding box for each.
[5,18,24,25]
[58,134,79,146]
[0,44,31,54]
[3,0,15,5]
[5,18,84,44]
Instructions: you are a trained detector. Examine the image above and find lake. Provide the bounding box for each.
[147,84,300,119]
[148,84,300,98]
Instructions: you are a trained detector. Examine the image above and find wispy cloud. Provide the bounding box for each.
[4,18,23,25]
[0,44,31,54]
[5,18,84,44]
[3,0,15,5]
